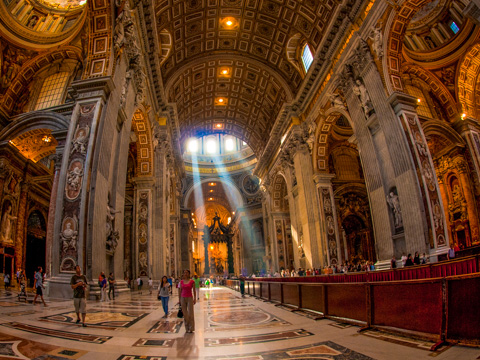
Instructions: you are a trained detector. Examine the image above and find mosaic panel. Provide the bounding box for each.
[40,310,149,329]
[205,329,313,347]
[205,340,374,359]
[1,322,111,344]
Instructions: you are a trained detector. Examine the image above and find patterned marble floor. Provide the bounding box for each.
[0,286,478,359]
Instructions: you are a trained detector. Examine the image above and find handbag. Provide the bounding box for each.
[177,307,184,318]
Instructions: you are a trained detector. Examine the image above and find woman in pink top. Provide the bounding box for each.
[179,269,196,333]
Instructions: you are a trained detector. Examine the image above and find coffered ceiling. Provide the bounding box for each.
[154,0,340,155]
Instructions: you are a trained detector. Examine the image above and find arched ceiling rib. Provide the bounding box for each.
[154,0,340,154]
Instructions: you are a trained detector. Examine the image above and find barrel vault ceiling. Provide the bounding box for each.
[153,0,340,156]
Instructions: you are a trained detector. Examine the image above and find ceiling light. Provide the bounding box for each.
[210,190,214,193]
[209,182,216,186]
[209,197,213,201]
[226,20,233,26]
[461,113,466,119]
[417,98,421,103]
[42,135,52,143]
[216,123,223,128]
[218,98,224,103]
[210,244,214,250]
[222,69,228,74]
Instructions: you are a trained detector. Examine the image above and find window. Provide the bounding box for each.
[225,137,234,152]
[450,21,459,34]
[206,138,217,154]
[35,72,69,110]
[187,138,198,153]
[301,44,314,72]
[405,85,433,118]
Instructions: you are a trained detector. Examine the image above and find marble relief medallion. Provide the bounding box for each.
[206,308,290,331]
[65,160,83,200]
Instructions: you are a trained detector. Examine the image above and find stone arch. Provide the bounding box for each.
[402,63,459,121]
[458,43,480,118]
[422,120,465,148]
[182,177,244,211]
[285,33,303,75]
[385,0,439,93]
[131,109,154,177]
[0,46,82,115]
[0,111,69,141]
[313,108,354,173]
[271,173,289,212]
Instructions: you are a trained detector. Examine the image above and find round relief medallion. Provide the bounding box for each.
[242,175,260,195]
[209,310,269,325]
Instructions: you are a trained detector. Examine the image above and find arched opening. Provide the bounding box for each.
[25,211,47,287]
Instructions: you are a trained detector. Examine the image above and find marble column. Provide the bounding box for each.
[124,207,133,278]
[456,157,479,245]
[14,182,29,271]
[45,147,64,280]
[133,177,155,279]
[290,135,323,268]
[389,92,449,259]
[313,173,342,265]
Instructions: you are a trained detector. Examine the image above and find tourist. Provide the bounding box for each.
[193,274,200,300]
[405,254,414,267]
[421,253,428,264]
[158,275,170,318]
[148,277,153,295]
[136,276,142,294]
[447,244,456,260]
[3,273,10,290]
[100,273,107,302]
[70,265,88,327]
[390,255,397,269]
[414,251,421,265]
[239,275,245,297]
[32,266,47,307]
[401,253,407,266]
[179,269,196,333]
[108,272,115,300]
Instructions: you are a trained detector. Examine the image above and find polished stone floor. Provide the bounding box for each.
[0,286,478,359]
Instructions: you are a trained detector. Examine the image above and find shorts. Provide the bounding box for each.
[36,286,43,296]
[74,297,87,313]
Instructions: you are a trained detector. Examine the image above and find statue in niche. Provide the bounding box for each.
[386,191,403,229]
[61,219,78,255]
[0,204,16,245]
[106,194,121,252]
[27,15,39,29]
[352,79,373,117]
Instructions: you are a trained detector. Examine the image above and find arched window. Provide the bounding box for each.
[301,44,314,72]
[35,72,69,110]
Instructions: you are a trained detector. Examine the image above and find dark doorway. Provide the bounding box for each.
[25,211,46,287]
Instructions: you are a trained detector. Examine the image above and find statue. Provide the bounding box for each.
[67,166,83,191]
[386,191,403,229]
[61,221,78,255]
[27,15,39,29]
[369,25,383,58]
[330,93,346,110]
[106,194,121,252]
[352,79,373,117]
[0,204,17,245]
[71,125,90,155]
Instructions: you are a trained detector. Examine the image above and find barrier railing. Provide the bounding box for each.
[226,273,480,348]
[245,255,480,284]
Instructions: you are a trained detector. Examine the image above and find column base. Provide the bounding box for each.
[47,274,74,299]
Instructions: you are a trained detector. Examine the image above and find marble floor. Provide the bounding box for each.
[0,286,478,360]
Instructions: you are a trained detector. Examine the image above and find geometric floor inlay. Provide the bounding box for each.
[205,329,313,346]
[204,340,375,359]
[40,310,149,329]
[147,320,183,334]
[132,338,175,347]
[206,308,291,332]
[0,340,29,359]
[116,357,167,360]
[1,322,111,344]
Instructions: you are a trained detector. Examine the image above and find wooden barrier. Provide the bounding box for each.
[225,273,480,347]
